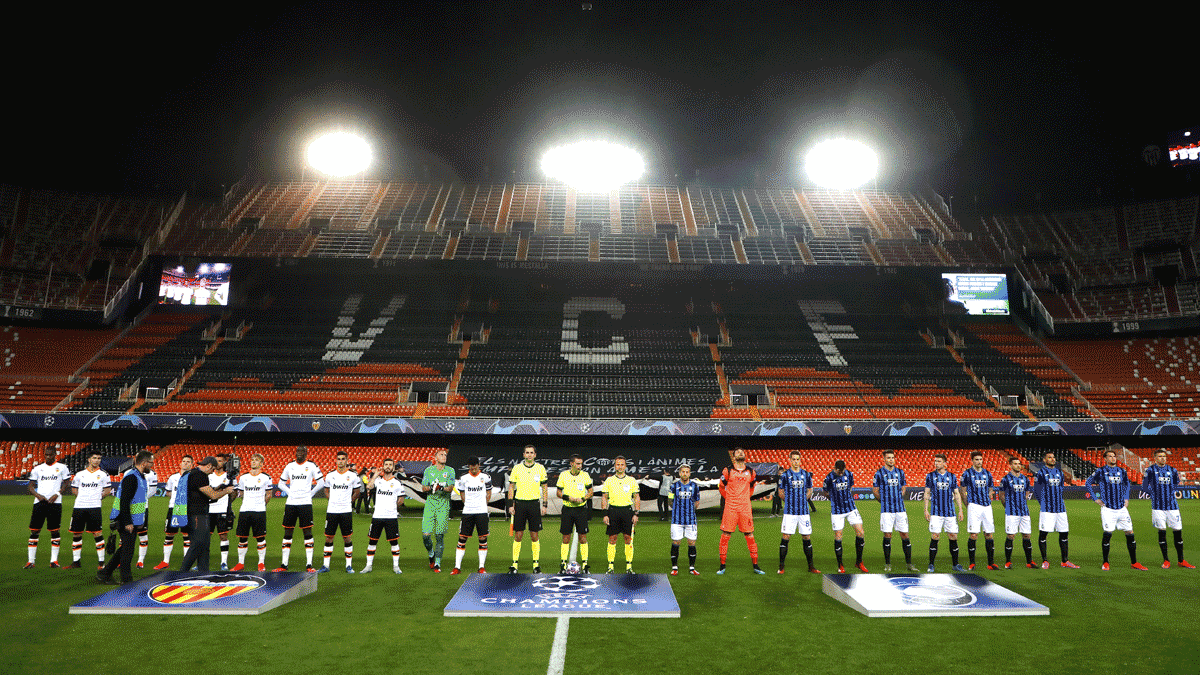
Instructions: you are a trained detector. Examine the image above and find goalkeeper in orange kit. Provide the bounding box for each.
[718,447,765,574]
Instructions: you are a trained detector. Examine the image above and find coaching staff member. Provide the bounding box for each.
[97,451,154,585]
[179,457,237,572]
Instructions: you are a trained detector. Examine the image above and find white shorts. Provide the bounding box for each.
[879,511,909,534]
[781,514,813,536]
[929,514,959,534]
[1005,515,1032,535]
[1038,511,1069,533]
[1151,509,1183,531]
[1100,506,1133,533]
[670,523,698,541]
[966,503,995,534]
[831,509,863,531]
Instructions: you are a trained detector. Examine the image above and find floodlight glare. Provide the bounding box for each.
[804,139,878,189]
[541,141,645,193]
[307,132,372,177]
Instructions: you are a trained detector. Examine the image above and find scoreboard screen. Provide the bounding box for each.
[942,272,1009,316]
[159,262,231,306]
[1168,128,1198,167]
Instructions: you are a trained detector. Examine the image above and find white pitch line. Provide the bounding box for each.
[547,615,570,675]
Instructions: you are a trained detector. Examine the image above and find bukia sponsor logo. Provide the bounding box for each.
[149,574,265,604]
[888,577,976,607]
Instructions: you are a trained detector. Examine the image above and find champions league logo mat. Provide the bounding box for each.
[444,573,680,618]
[822,574,1048,618]
[70,571,318,615]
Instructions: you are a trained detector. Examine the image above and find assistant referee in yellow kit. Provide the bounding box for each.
[507,444,548,573]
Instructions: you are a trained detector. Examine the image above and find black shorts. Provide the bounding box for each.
[208,511,234,534]
[324,512,354,537]
[559,507,590,535]
[236,512,267,538]
[164,508,191,535]
[368,518,399,542]
[606,506,635,536]
[459,513,490,537]
[282,504,314,529]
[70,507,103,533]
[30,501,63,531]
[512,499,543,532]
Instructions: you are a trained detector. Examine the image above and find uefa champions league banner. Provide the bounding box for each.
[5,413,1198,436]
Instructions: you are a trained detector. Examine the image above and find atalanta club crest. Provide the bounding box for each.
[888,577,976,607]
[150,574,265,604]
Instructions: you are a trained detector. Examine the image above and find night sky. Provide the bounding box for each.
[5,2,1190,207]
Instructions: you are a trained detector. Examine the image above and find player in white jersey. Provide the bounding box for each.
[232,453,273,571]
[155,455,193,570]
[136,466,159,568]
[452,457,498,575]
[275,446,323,572]
[208,454,237,570]
[362,458,405,574]
[67,450,111,569]
[321,450,363,573]
[26,447,71,568]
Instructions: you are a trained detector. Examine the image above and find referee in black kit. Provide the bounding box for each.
[178,457,237,572]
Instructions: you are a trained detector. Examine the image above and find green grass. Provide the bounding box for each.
[2,497,1197,675]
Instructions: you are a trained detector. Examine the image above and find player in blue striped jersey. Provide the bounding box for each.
[777,451,819,574]
[959,451,999,571]
[872,450,916,572]
[997,458,1035,568]
[1033,451,1078,569]
[668,464,702,576]
[1085,450,1147,571]
[824,460,868,573]
[924,454,964,572]
[1142,449,1194,569]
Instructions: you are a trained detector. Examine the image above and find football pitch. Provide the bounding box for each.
[2,496,1197,675]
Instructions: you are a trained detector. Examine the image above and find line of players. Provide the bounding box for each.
[23,444,1194,575]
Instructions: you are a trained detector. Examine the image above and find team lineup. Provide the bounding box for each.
[22,444,1195,582]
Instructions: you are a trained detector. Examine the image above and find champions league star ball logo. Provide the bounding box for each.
[149,574,265,605]
[532,575,600,600]
[888,577,976,608]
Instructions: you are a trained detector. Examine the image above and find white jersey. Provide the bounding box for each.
[30,462,71,504]
[145,470,159,498]
[164,472,184,505]
[71,468,111,508]
[209,470,233,513]
[324,469,363,514]
[456,472,494,515]
[237,473,273,512]
[281,461,322,506]
[372,477,404,519]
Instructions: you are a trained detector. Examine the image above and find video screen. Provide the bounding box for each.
[942,272,1009,316]
[159,262,231,306]
[1168,128,1198,168]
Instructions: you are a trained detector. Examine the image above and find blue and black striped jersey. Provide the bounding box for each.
[779,469,813,516]
[960,468,994,507]
[1034,465,1067,513]
[823,470,856,515]
[997,472,1031,517]
[1142,464,1180,511]
[925,470,957,517]
[1085,465,1130,510]
[873,466,907,514]
[668,480,701,526]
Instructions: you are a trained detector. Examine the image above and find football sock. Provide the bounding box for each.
[1038,532,1048,561]
[579,543,588,563]
[27,530,37,564]
[949,540,959,566]
[746,535,758,564]
[304,536,314,566]
[1125,533,1137,564]
[985,538,995,565]
[1174,530,1184,561]
[882,536,892,564]
[1023,538,1033,564]
[512,540,522,564]
[688,545,697,568]
[366,539,377,566]
[929,539,939,565]
[477,536,488,568]
[422,534,433,555]
[531,541,540,565]
[454,540,466,570]
[1102,531,1112,562]
[238,536,249,564]
[1005,538,1013,563]
[95,534,105,563]
[50,531,60,563]
[624,543,633,566]
[672,543,681,567]
[138,532,148,563]
[434,534,445,564]
[901,537,912,564]
[182,536,190,558]
[834,538,843,566]
[72,534,82,562]
[390,539,400,567]
[257,537,266,565]
[607,542,616,565]
[220,541,229,566]
[344,542,353,566]
[1159,530,1169,560]
[1059,532,1069,562]
[779,538,789,567]
[968,538,977,565]
[854,536,864,565]
[562,543,570,561]
[281,538,292,566]
[719,532,730,564]
[324,544,333,567]
[802,539,814,568]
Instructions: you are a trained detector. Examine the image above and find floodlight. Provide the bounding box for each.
[307,132,372,177]
[540,141,645,193]
[804,139,878,189]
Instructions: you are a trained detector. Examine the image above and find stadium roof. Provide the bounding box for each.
[5,2,1192,207]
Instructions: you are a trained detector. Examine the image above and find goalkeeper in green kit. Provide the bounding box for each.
[421,449,456,572]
